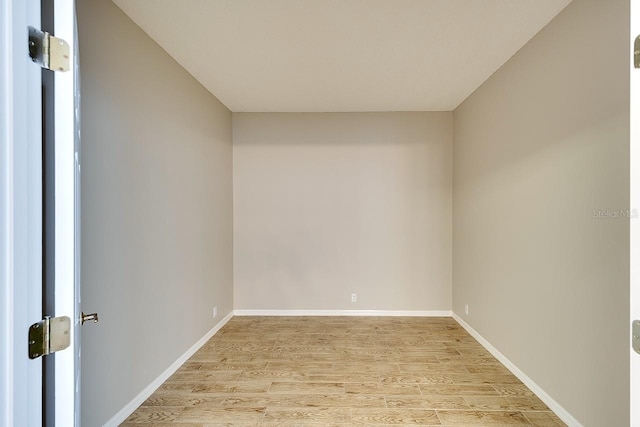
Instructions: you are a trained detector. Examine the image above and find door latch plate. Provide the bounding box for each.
[81,312,99,325]
[28,316,71,359]
[634,320,640,355]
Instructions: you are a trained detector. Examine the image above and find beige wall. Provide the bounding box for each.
[452,0,629,425]
[77,1,233,425]
[77,0,629,424]
[233,113,452,311]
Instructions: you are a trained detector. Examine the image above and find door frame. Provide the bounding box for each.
[1,0,78,425]
[631,1,640,425]
[0,0,43,426]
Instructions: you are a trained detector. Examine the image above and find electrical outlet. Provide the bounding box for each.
[213,306,218,318]
[464,304,469,315]
[351,293,357,303]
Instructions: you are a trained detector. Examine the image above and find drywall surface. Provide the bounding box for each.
[77,1,233,425]
[452,0,629,425]
[233,112,452,311]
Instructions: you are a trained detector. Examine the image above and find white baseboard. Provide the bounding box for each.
[452,313,582,427]
[103,311,233,427]
[233,309,452,317]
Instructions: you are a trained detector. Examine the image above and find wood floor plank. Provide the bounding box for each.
[463,395,549,411]
[448,372,521,385]
[220,393,386,408]
[122,406,184,423]
[170,370,243,382]
[351,408,441,425]
[396,363,470,374]
[191,380,272,394]
[303,372,385,383]
[436,409,530,425]
[121,423,204,427]
[141,392,226,407]
[522,411,568,426]
[385,395,469,410]
[175,406,266,423]
[263,407,351,422]
[380,373,454,385]
[492,383,537,397]
[257,421,360,427]
[419,384,499,396]
[345,382,423,396]
[124,316,567,426]
[267,381,346,394]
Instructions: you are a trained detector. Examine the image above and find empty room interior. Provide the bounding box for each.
[76,0,629,426]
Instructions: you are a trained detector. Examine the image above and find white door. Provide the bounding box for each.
[0,0,80,425]
[51,1,81,425]
[632,1,640,425]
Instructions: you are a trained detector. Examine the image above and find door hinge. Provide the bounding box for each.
[28,26,70,72]
[28,316,71,359]
[634,320,640,355]
[635,35,640,69]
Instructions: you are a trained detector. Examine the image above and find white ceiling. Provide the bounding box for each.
[112,0,572,112]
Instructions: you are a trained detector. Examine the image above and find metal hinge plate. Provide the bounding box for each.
[634,320,640,355]
[28,26,70,72]
[28,316,71,359]
[635,35,640,69]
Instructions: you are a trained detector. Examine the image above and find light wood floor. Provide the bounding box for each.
[122,316,566,426]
